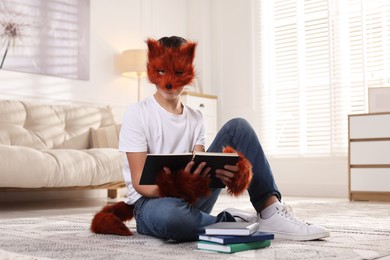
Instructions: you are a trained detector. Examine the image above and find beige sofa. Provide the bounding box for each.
[0,100,125,198]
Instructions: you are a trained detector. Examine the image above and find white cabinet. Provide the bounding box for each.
[348,113,390,201]
[181,92,218,149]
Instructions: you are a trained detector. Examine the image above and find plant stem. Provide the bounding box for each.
[0,39,11,69]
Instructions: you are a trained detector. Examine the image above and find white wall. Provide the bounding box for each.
[269,157,348,198]
[209,0,257,124]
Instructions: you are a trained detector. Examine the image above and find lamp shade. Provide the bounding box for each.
[119,49,147,77]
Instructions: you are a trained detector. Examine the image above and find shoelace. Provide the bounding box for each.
[277,203,311,225]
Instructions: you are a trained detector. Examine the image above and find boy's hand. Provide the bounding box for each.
[162,160,211,178]
[215,165,239,186]
[184,161,211,178]
[156,163,211,204]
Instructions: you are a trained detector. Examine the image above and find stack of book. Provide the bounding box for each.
[197,222,274,254]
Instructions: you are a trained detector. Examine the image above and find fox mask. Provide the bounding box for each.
[146,38,197,90]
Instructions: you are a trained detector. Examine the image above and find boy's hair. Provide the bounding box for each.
[146,36,197,90]
[158,36,187,49]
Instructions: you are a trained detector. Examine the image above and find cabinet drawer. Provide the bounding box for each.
[350,141,390,165]
[350,168,390,192]
[183,95,217,116]
[349,113,390,139]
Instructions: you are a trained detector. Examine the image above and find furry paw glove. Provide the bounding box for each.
[156,168,211,204]
[223,146,253,196]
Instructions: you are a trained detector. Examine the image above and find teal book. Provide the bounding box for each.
[197,240,271,254]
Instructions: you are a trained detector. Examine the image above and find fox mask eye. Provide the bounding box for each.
[157,69,183,77]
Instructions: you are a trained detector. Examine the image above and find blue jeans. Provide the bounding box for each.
[133,118,281,241]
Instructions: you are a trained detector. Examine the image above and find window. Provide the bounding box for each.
[254,0,390,157]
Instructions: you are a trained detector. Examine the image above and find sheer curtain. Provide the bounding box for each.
[254,0,390,158]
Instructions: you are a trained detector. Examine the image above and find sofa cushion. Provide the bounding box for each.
[0,144,125,188]
[0,125,48,150]
[91,124,121,149]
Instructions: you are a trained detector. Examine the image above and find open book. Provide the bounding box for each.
[139,152,239,188]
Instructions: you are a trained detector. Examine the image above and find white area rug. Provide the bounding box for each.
[0,196,389,260]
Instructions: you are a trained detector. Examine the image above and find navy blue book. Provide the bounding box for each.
[198,231,274,245]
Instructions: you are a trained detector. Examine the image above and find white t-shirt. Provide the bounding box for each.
[119,95,206,204]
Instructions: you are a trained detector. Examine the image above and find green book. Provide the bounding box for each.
[197,240,271,254]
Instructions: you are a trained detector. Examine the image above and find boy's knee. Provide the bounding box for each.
[225,117,251,132]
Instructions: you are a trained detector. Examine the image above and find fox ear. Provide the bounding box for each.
[181,42,197,63]
[146,38,162,60]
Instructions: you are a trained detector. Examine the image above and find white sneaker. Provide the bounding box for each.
[224,208,258,222]
[257,203,330,241]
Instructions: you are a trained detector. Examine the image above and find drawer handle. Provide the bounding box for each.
[199,103,205,108]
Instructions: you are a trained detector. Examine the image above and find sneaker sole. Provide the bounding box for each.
[262,230,330,241]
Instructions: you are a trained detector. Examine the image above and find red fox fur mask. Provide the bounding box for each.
[90,37,253,236]
[146,37,196,90]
